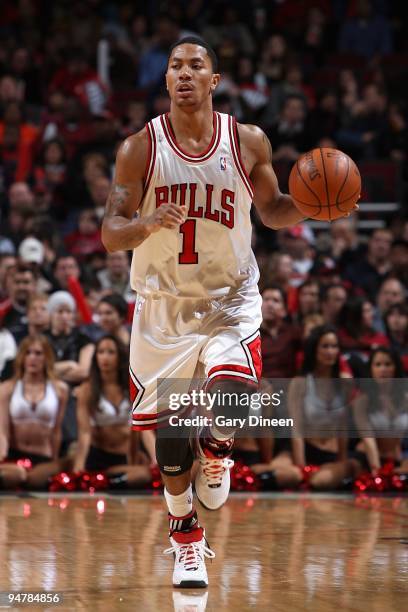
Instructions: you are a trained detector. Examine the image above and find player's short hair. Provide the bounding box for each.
[168,36,218,72]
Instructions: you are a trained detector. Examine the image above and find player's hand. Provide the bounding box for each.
[144,204,187,233]
[344,203,359,217]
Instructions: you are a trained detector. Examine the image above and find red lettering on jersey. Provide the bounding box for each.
[179,183,187,207]
[179,219,198,264]
[155,186,169,208]
[170,184,178,204]
[204,184,219,222]
[220,189,235,228]
[187,183,203,218]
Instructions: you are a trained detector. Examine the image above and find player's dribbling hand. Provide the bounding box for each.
[344,202,359,217]
[144,204,187,233]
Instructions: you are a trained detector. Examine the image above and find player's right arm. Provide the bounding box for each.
[102,129,186,253]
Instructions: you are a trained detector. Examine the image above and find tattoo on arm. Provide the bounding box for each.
[262,132,273,163]
[106,184,130,215]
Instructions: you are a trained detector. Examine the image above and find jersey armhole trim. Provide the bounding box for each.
[142,121,156,199]
[228,116,254,199]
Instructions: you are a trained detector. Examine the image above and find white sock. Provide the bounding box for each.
[164,484,193,517]
[210,424,234,442]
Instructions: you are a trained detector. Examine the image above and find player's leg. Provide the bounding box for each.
[157,426,215,588]
[129,295,214,587]
[196,286,263,510]
[194,378,255,509]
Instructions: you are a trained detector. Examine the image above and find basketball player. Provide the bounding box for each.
[102,37,348,588]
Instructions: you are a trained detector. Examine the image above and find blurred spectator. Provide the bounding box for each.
[52,96,94,160]
[51,254,80,291]
[338,296,389,372]
[85,294,130,345]
[278,225,315,286]
[1,182,35,245]
[0,253,16,301]
[265,95,311,162]
[12,292,50,346]
[88,176,111,219]
[0,75,24,109]
[18,236,50,296]
[343,228,393,300]
[39,90,67,141]
[236,57,268,117]
[0,101,39,184]
[337,83,388,159]
[338,0,393,58]
[329,216,363,269]
[373,277,406,333]
[18,235,43,264]
[281,63,316,110]
[138,15,180,89]
[45,291,94,385]
[0,318,16,381]
[259,34,291,87]
[0,334,69,489]
[0,233,15,255]
[302,6,331,66]
[390,240,408,288]
[352,348,407,475]
[72,335,153,488]
[321,283,347,326]
[379,102,407,162]
[33,138,67,196]
[49,48,108,115]
[287,325,356,490]
[294,280,321,324]
[64,209,104,261]
[96,250,133,302]
[260,285,302,378]
[10,47,42,108]
[309,90,341,145]
[203,5,255,57]
[384,303,408,372]
[83,153,110,185]
[1,263,37,340]
[27,293,50,335]
[121,100,147,137]
[260,252,295,291]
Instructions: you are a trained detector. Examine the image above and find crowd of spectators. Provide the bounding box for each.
[0,0,407,491]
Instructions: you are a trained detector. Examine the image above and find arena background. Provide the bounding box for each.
[0,1,407,611]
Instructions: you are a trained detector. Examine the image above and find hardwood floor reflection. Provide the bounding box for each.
[0,493,407,611]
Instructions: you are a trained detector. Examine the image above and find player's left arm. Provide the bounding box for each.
[238,123,306,229]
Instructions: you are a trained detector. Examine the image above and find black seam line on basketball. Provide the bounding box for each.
[336,154,350,207]
[337,186,361,207]
[319,147,331,221]
[295,160,321,205]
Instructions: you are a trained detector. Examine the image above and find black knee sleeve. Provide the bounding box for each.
[156,430,194,477]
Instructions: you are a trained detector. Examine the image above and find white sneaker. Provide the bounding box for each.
[164,526,215,588]
[195,440,234,510]
[172,590,208,612]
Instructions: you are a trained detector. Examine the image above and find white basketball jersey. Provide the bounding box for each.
[130,112,259,299]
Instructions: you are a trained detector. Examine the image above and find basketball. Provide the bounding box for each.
[288,148,361,221]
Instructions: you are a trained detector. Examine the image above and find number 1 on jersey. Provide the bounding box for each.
[179,219,198,264]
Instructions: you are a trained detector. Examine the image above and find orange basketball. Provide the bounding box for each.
[288,148,361,221]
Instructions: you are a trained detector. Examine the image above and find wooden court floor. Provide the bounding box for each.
[0,492,407,611]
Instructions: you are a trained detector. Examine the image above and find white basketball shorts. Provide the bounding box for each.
[129,284,262,430]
